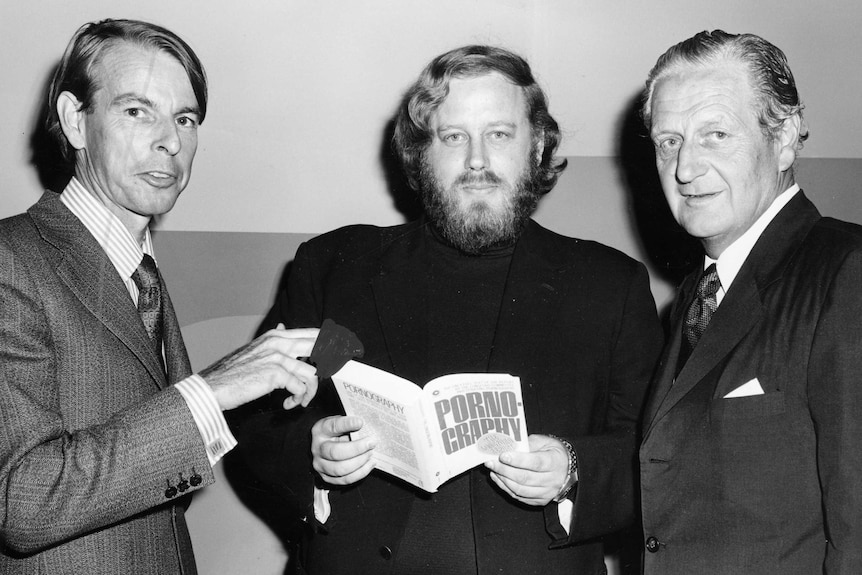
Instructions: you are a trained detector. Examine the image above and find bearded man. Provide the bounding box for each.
[234,45,662,575]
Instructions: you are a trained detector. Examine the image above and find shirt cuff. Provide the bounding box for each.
[557,499,573,535]
[313,485,332,524]
[175,374,238,466]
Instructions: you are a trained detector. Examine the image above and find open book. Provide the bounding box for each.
[331,360,529,493]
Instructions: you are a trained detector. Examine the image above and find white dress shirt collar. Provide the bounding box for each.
[705,183,800,304]
[59,177,155,283]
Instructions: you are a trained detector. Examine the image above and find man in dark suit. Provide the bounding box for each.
[639,30,862,574]
[0,19,319,574]
[234,45,662,574]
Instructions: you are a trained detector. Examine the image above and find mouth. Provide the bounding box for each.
[139,171,178,189]
[461,183,498,193]
[682,190,720,202]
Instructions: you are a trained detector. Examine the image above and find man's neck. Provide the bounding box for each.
[73,173,150,244]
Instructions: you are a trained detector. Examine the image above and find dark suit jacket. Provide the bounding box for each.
[640,192,862,574]
[0,192,214,574]
[237,218,662,574]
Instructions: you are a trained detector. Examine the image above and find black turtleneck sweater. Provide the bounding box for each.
[394,225,515,574]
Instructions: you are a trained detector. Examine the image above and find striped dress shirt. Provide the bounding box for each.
[60,177,236,465]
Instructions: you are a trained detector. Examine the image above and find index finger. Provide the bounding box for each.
[270,326,321,340]
[266,333,318,359]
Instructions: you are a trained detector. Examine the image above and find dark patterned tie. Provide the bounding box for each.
[679,264,721,369]
[131,254,164,356]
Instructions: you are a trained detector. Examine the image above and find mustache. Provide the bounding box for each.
[454,171,503,187]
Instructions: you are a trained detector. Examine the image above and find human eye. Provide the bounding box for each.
[441,132,466,145]
[122,105,153,123]
[176,115,199,129]
[488,130,511,140]
[655,136,680,154]
[701,129,732,148]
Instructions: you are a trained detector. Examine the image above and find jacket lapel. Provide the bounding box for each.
[488,220,566,369]
[371,220,430,384]
[488,221,567,417]
[646,274,764,429]
[30,192,169,388]
[161,275,192,384]
[643,191,822,434]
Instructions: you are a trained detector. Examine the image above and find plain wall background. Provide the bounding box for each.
[2,1,861,573]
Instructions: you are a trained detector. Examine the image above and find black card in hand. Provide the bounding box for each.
[308,319,365,378]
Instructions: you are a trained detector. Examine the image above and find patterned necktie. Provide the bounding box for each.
[131,254,164,355]
[679,264,721,368]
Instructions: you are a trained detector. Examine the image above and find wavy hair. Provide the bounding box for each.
[393,45,567,194]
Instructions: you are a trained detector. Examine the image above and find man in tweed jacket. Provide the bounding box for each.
[0,19,318,574]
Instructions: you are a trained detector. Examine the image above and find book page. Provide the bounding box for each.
[331,360,439,491]
[421,373,529,483]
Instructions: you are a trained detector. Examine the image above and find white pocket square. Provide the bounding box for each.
[723,378,765,398]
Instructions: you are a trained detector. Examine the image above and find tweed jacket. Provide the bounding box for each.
[0,192,214,574]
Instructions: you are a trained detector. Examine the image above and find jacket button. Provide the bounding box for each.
[645,536,661,553]
[190,472,203,487]
[165,485,178,499]
[378,545,392,560]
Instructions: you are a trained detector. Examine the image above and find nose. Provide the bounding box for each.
[675,140,707,184]
[466,137,487,171]
[154,119,181,156]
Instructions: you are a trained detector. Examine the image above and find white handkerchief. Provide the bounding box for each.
[723,378,765,398]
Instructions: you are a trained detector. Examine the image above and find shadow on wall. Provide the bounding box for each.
[29,61,73,195]
[615,92,702,292]
[379,113,423,221]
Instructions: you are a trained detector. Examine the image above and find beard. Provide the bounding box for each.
[418,151,543,255]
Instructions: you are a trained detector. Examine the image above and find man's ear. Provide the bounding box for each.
[533,130,545,164]
[777,113,801,172]
[57,91,87,151]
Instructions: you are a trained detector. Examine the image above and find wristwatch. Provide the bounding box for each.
[548,434,578,503]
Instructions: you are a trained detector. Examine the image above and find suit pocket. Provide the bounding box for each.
[710,391,786,420]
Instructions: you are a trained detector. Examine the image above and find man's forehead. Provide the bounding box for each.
[89,41,195,105]
[433,72,529,124]
[651,60,757,120]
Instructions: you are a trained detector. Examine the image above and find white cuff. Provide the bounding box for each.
[175,374,238,466]
[557,498,573,535]
[313,486,332,524]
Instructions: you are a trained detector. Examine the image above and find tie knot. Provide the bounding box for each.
[696,264,721,299]
[132,254,160,291]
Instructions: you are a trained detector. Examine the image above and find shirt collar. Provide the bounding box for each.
[705,183,800,296]
[59,177,155,281]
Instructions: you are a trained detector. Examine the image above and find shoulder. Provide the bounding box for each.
[796,217,862,269]
[524,220,647,276]
[810,217,862,248]
[307,220,418,244]
[0,211,41,256]
[297,220,421,259]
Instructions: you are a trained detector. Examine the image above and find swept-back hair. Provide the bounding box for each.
[46,18,208,166]
[393,45,567,194]
[641,29,808,148]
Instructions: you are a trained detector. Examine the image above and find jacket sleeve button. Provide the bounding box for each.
[378,545,392,560]
[645,536,661,553]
